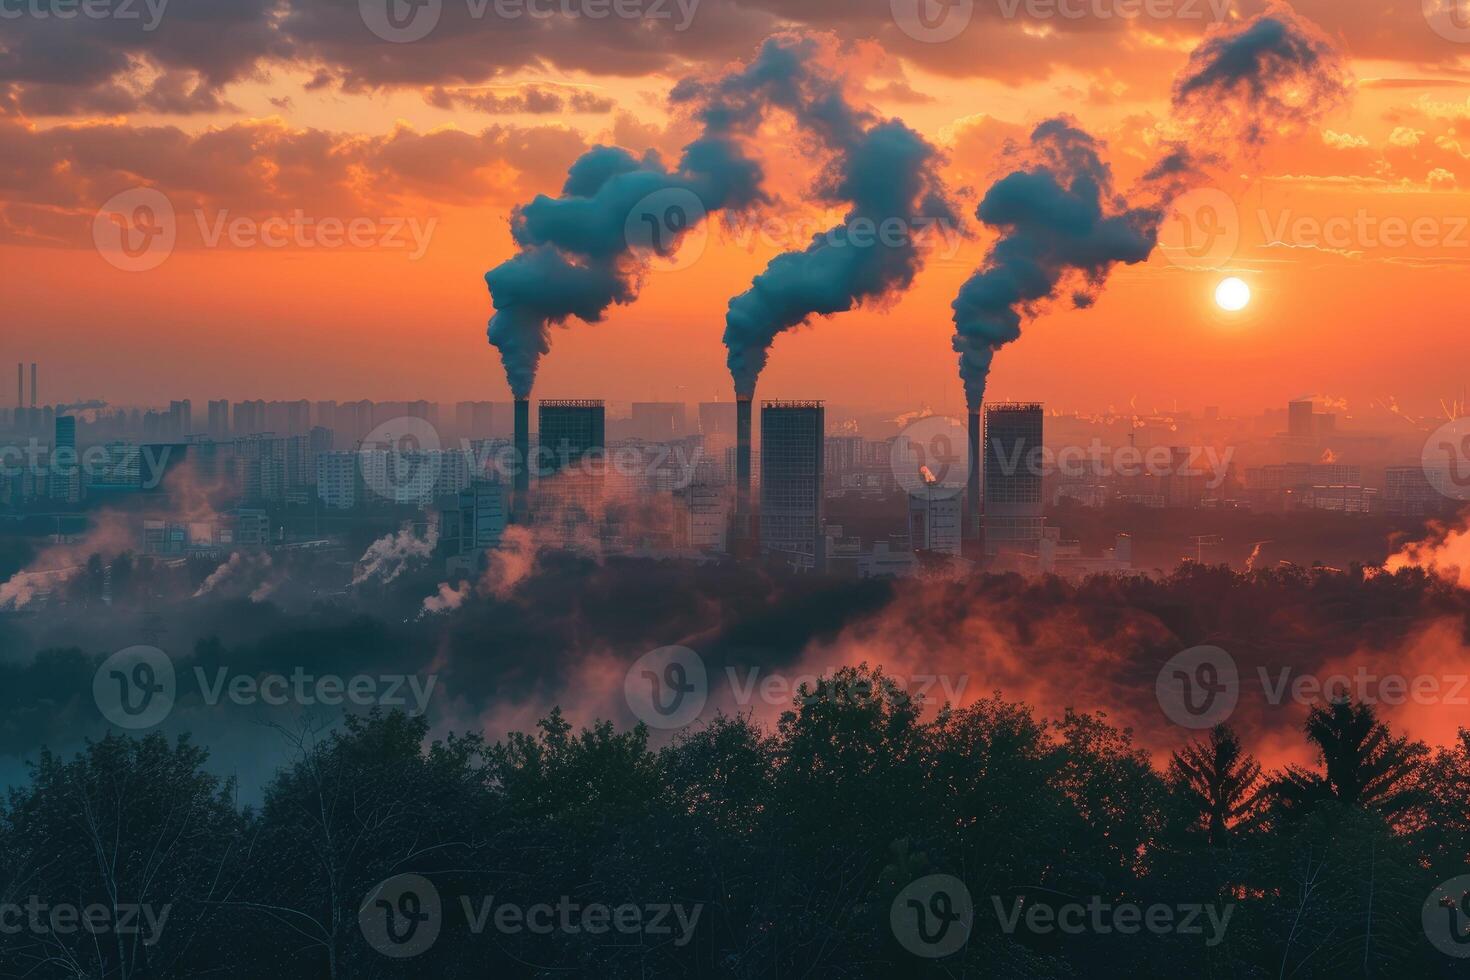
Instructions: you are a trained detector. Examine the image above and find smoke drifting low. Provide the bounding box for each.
[951,6,1350,410]
[1385,507,1470,590]
[711,36,959,398]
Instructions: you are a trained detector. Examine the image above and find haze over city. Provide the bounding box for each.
[2,1,1470,977]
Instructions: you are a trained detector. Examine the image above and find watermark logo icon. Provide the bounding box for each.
[1423,875,1470,957]
[93,188,177,273]
[360,416,442,503]
[1156,645,1238,729]
[891,0,973,42]
[1157,187,1239,270]
[94,645,175,729]
[891,415,970,500]
[361,874,442,958]
[1425,0,1470,42]
[624,188,709,273]
[891,874,973,958]
[1422,418,1470,501]
[624,645,708,729]
[360,0,442,42]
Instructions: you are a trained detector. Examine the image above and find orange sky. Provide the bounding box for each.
[3,2,1469,415]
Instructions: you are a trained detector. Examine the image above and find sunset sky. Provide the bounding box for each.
[4,0,1470,415]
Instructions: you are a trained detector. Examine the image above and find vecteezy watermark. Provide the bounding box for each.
[892,0,1226,42]
[94,645,176,730]
[0,0,168,29]
[0,899,171,946]
[359,874,704,958]
[624,646,969,730]
[360,416,443,504]
[360,0,700,43]
[1424,875,1470,958]
[1257,666,1470,707]
[93,188,438,272]
[1258,208,1470,253]
[994,0,1230,22]
[625,646,708,729]
[626,195,967,275]
[93,646,438,729]
[891,875,973,958]
[891,0,973,42]
[0,441,173,489]
[990,894,1233,946]
[1423,418,1470,502]
[1425,0,1470,43]
[991,435,1235,489]
[1156,645,1238,729]
[1157,187,1240,270]
[625,188,710,274]
[360,874,442,959]
[891,415,970,501]
[94,188,177,273]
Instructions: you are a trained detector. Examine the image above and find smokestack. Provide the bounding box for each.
[735,396,752,541]
[29,363,36,409]
[966,408,982,541]
[513,397,530,519]
[15,363,21,410]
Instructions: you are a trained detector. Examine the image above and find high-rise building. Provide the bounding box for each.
[909,488,962,557]
[982,402,1044,560]
[455,401,495,439]
[698,402,737,438]
[317,451,359,509]
[760,400,824,563]
[51,415,80,503]
[630,402,686,441]
[536,400,606,526]
[440,479,508,566]
[168,399,193,437]
[538,400,605,476]
[207,400,230,438]
[1287,399,1315,439]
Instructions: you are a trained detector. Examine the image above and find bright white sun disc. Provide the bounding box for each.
[1215,277,1251,311]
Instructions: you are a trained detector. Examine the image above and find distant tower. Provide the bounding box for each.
[965,408,982,542]
[30,363,36,409]
[513,398,531,519]
[734,396,753,544]
[15,363,22,410]
[759,400,824,565]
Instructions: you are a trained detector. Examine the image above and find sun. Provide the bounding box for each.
[1215,277,1251,312]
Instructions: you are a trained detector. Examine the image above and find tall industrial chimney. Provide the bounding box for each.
[15,363,22,410]
[513,397,530,519]
[966,408,982,542]
[735,396,753,542]
[29,363,36,409]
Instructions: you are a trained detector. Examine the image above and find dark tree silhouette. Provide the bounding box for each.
[1168,724,1265,846]
[1271,699,1428,825]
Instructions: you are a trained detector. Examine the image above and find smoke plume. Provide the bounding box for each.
[1385,509,1470,589]
[714,36,960,398]
[483,61,773,397]
[1172,3,1350,148]
[950,6,1349,410]
[352,524,438,587]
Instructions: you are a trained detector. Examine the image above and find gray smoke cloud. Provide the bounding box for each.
[950,5,1350,411]
[1173,2,1350,148]
[484,139,763,398]
[712,35,960,398]
[486,36,891,399]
